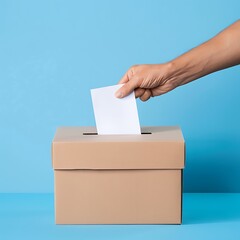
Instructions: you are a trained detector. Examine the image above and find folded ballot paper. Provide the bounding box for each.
[91,84,141,135]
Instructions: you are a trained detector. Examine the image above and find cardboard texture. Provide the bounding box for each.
[52,126,185,224]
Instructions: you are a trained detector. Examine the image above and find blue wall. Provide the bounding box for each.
[0,0,239,193]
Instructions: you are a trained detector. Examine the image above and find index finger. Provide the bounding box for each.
[115,77,139,98]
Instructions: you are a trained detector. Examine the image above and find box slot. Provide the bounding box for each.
[83,132,152,135]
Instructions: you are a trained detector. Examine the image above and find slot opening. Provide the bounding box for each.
[83,132,152,135]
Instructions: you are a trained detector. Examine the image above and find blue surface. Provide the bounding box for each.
[0,0,240,193]
[0,193,240,240]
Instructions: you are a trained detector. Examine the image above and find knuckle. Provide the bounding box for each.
[130,64,140,73]
[131,64,139,69]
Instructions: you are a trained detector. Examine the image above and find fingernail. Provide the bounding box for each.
[115,91,123,98]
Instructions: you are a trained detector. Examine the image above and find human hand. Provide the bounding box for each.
[115,63,179,101]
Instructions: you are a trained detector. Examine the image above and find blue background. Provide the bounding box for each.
[0,0,239,193]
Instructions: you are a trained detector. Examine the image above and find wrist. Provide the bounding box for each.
[163,60,187,87]
[167,56,203,87]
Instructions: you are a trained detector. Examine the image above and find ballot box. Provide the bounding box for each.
[52,126,185,224]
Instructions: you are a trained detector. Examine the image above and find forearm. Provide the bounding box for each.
[167,20,240,86]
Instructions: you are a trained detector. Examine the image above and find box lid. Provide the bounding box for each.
[52,126,185,170]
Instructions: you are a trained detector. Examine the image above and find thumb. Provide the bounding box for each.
[115,79,138,98]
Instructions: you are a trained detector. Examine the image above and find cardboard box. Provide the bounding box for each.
[52,126,185,224]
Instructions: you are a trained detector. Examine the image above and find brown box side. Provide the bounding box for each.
[54,169,182,224]
[52,126,185,170]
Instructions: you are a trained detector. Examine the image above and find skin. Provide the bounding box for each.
[115,20,240,101]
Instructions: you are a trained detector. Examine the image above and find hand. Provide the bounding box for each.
[115,63,179,101]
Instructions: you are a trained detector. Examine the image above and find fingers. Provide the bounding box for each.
[135,88,152,101]
[116,65,153,100]
[115,83,152,101]
[140,89,152,101]
[115,77,139,98]
[135,88,145,98]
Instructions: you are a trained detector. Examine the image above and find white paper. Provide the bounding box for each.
[91,84,141,135]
